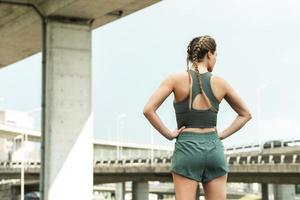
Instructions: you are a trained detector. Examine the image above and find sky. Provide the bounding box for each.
[0,0,300,147]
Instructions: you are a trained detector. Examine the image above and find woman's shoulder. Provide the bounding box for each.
[165,70,230,87]
[211,73,231,91]
[168,69,189,80]
[161,70,186,81]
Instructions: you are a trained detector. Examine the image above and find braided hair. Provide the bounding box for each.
[186,35,218,113]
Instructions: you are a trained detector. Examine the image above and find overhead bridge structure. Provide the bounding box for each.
[0,1,161,199]
[1,122,300,199]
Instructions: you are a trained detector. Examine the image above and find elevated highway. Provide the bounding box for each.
[0,0,160,68]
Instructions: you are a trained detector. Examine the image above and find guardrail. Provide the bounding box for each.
[1,153,299,169]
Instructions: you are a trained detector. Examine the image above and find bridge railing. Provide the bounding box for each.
[0,153,299,171]
[224,138,300,154]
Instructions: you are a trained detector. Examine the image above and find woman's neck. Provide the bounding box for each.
[190,67,208,73]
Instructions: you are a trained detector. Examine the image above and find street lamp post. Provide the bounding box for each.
[21,134,25,200]
[14,133,28,200]
[116,113,127,160]
[21,107,40,200]
[21,108,38,200]
[257,83,268,143]
[150,125,154,166]
[115,113,127,200]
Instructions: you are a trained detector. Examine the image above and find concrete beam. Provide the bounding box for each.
[0,0,161,67]
[1,166,300,185]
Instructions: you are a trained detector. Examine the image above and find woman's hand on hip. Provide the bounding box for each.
[170,126,186,140]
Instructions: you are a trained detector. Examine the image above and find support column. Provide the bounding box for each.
[245,183,252,193]
[261,183,268,200]
[116,182,126,200]
[273,184,295,200]
[41,18,93,200]
[157,194,164,199]
[132,181,148,200]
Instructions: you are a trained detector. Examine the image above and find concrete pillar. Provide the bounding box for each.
[261,183,268,200]
[132,181,148,200]
[41,18,93,200]
[245,183,252,193]
[0,184,13,200]
[157,194,164,199]
[273,184,295,200]
[116,182,125,200]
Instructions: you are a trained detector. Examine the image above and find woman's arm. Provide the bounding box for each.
[218,78,252,140]
[143,74,185,141]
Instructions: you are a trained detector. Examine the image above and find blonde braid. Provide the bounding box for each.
[187,36,218,113]
[186,37,200,111]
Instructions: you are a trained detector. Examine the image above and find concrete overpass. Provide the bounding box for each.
[0,153,300,184]
[0,0,160,68]
[1,1,162,199]
[0,152,299,199]
[1,122,300,199]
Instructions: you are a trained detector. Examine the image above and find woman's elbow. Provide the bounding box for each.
[143,106,153,117]
[238,111,252,120]
[244,112,252,120]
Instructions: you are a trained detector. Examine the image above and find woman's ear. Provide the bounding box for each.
[207,51,213,59]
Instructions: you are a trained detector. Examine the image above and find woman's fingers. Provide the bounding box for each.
[171,126,186,139]
[178,126,186,133]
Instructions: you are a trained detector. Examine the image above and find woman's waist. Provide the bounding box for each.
[175,128,219,142]
[181,127,217,134]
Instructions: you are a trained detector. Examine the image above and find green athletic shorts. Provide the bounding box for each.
[170,130,229,183]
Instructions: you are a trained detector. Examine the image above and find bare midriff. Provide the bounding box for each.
[181,127,217,134]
